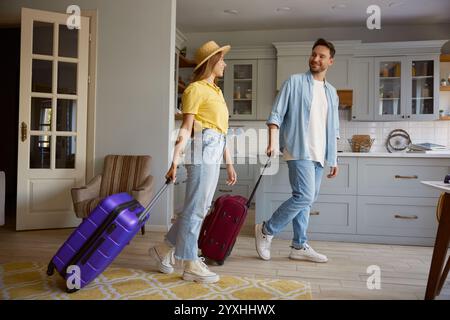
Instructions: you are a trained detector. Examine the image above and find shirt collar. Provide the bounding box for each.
[200,79,221,93]
[306,70,330,89]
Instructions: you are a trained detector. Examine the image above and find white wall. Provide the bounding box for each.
[1,0,176,229]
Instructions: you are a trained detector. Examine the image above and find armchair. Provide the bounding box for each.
[71,155,154,226]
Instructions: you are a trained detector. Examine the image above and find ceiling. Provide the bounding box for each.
[176,0,450,32]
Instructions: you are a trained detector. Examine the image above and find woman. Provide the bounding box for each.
[149,41,237,283]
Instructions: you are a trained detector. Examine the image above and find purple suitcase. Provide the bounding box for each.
[47,182,168,293]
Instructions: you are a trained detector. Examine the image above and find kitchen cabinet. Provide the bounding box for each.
[255,155,450,245]
[374,55,439,121]
[276,54,353,90]
[219,60,257,120]
[350,57,375,121]
[218,58,277,121]
[352,55,440,121]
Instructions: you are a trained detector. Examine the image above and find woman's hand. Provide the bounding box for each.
[226,165,237,186]
[165,163,177,183]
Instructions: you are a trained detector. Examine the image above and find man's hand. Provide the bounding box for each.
[327,166,339,178]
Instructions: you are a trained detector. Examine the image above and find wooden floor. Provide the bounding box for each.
[1,223,449,300]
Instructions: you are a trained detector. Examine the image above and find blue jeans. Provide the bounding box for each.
[165,129,225,260]
[264,160,324,249]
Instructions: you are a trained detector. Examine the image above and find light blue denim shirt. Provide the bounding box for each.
[267,70,340,167]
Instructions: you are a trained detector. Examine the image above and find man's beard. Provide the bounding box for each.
[309,63,325,74]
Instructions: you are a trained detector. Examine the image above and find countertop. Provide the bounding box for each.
[232,152,450,159]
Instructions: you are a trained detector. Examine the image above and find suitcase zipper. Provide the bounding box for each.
[62,199,139,277]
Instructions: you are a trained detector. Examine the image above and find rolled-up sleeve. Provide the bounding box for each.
[266,78,291,127]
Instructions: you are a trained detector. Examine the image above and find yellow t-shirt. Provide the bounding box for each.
[181,80,229,135]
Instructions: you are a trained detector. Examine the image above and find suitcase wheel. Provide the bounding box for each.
[217,260,225,266]
[46,262,55,276]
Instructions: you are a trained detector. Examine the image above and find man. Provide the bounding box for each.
[255,38,340,263]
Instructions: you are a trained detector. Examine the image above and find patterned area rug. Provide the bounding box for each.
[0,262,312,300]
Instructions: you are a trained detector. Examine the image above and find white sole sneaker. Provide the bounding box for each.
[254,224,271,261]
[149,247,174,274]
[182,272,220,284]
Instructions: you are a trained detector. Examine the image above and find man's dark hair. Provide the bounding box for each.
[312,38,335,58]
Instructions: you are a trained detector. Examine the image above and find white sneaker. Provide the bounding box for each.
[183,257,220,283]
[149,244,176,274]
[289,244,328,263]
[255,223,273,261]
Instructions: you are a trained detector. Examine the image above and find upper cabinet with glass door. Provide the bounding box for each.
[408,56,439,121]
[222,60,257,120]
[373,55,439,121]
[374,58,405,121]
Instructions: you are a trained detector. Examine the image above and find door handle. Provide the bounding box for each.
[21,122,27,142]
[310,211,320,216]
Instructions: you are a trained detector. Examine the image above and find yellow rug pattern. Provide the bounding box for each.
[0,262,312,300]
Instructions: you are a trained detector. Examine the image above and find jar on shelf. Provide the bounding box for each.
[245,89,252,99]
[234,86,241,99]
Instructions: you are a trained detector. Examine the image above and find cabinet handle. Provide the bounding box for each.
[394,214,418,220]
[395,175,418,179]
[310,211,320,216]
[219,189,233,193]
[220,167,227,170]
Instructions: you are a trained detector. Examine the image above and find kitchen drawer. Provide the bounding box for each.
[213,183,250,201]
[357,196,438,238]
[220,163,254,181]
[262,158,356,195]
[257,193,356,234]
[358,158,449,197]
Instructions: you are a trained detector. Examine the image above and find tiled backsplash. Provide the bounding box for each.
[336,110,450,152]
[228,110,450,155]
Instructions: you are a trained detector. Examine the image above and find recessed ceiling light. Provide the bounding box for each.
[331,4,347,9]
[224,9,238,15]
[276,7,291,12]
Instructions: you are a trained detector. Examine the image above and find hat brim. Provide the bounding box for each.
[193,45,231,71]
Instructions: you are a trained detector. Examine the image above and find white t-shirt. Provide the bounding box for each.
[283,79,328,166]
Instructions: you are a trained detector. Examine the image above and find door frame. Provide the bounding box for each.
[81,9,98,182]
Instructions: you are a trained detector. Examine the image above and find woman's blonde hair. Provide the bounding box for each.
[192,52,222,83]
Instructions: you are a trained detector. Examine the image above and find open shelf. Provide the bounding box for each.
[179,54,196,68]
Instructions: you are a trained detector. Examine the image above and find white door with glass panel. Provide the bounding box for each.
[17,8,89,230]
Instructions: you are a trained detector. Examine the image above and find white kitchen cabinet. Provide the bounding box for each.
[355,55,441,121]
[325,55,353,89]
[219,60,258,120]
[350,57,375,121]
[255,155,449,245]
[276,55,308,90]
[256,59,277,120]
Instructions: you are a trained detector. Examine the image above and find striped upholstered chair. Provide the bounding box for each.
[71,155,154,221]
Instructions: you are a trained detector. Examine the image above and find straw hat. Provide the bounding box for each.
[194,41,231,71]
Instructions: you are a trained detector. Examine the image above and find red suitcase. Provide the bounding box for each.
[198,160,270,265]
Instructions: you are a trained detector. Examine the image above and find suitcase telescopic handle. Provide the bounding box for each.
[246,158,271,208]
[139,178,172,223]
